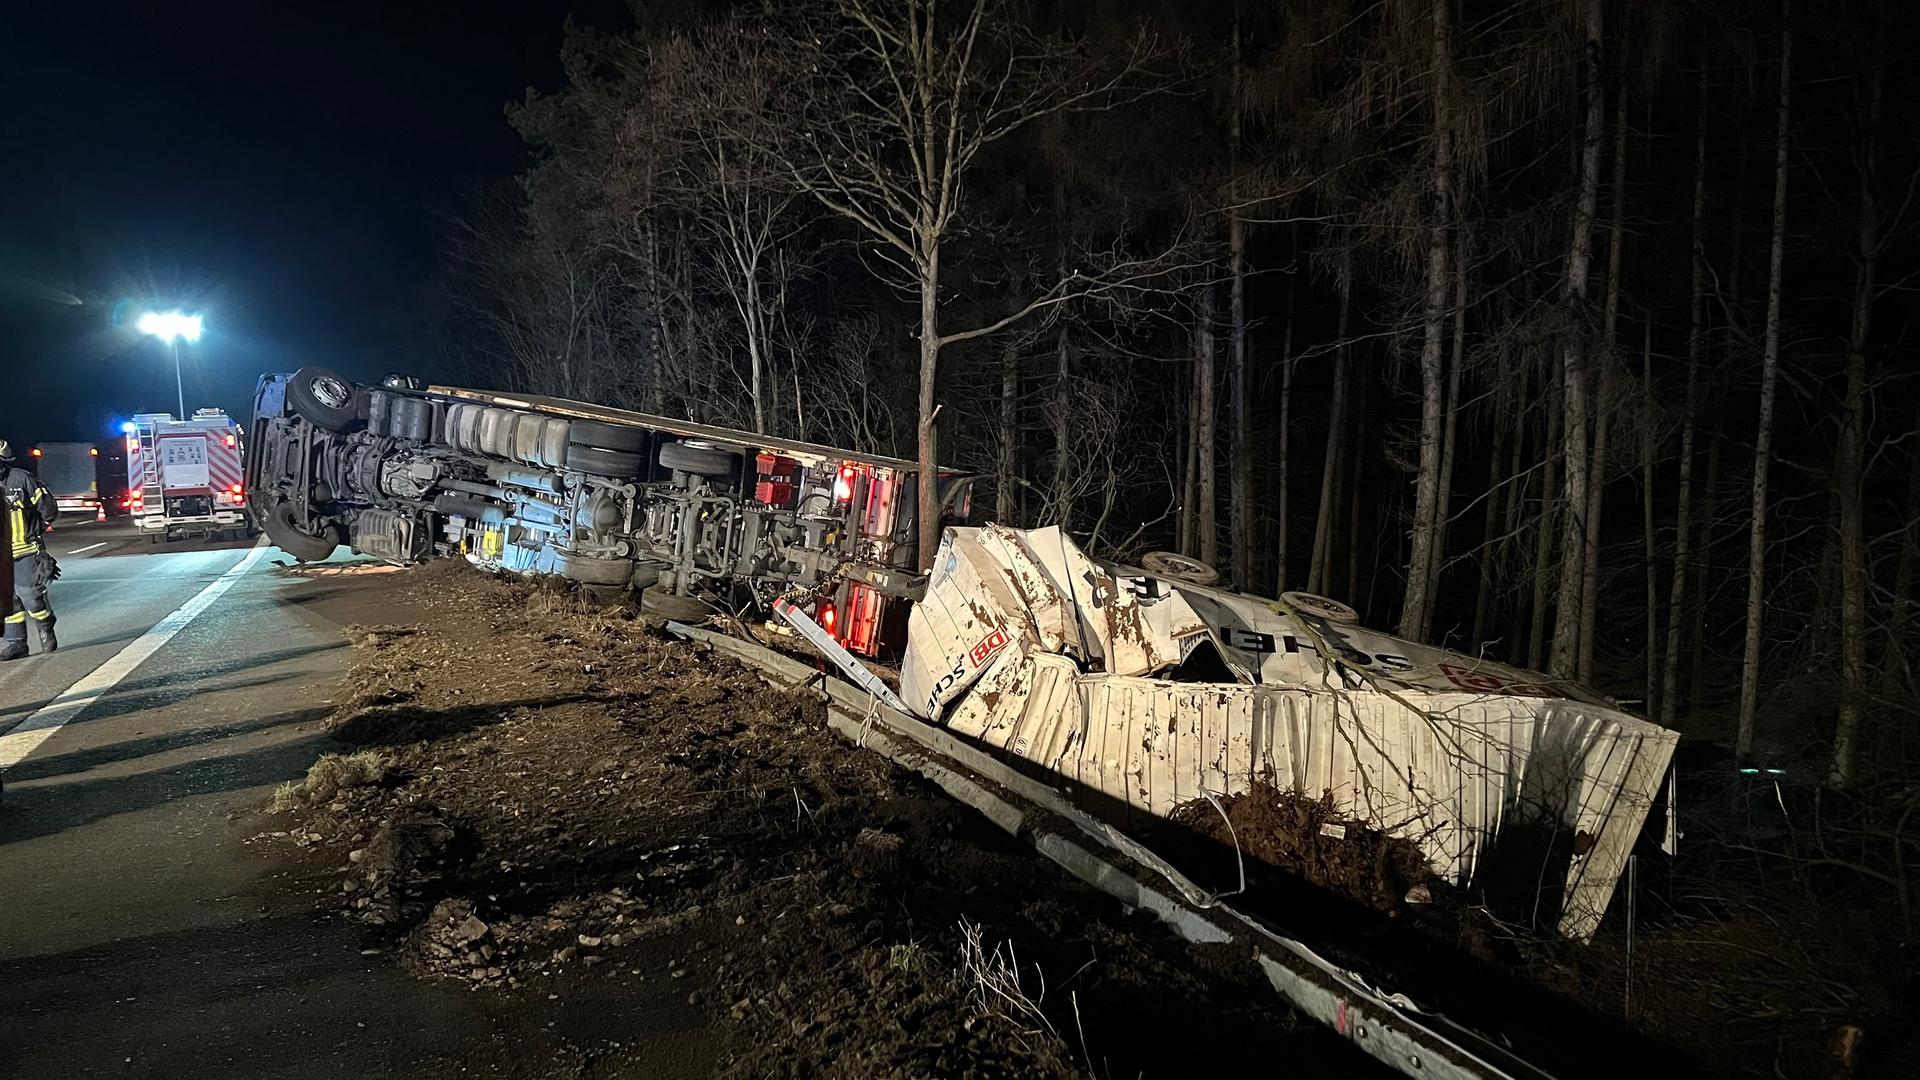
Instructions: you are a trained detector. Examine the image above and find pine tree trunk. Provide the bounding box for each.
[1197,285,1220,570]
[1180,363,1197,556]
[1230,213,1251,588]
[1530,369,1563,672]
[1690,433,1722,714]
[1504,362,1533,657]
[1309,261,1352,594]
[1051,325,1073,529]
[1737,8,1792,762]
[1398,0,1452,641]
[916,242,944,572]
[1641,321,1659,715]
[1472,385,1511,651]
[1346,369,1367,604]
[1421,232,1470,642]
[1550,0,1605,679]
[1276,277,1297,592]
[1580,85,1629,684]
[1228,1,1253,589]
[996,334,1021,523]
[1659,113,1708,729]
[1832,65,1880,786]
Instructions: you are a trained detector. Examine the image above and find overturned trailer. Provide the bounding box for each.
[899,525,1677,940]
[249,366,1674,942]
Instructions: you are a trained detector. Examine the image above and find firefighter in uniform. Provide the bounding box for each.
[0,478,14,663]
[0,440,58,658]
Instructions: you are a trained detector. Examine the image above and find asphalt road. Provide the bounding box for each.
[0,521,545,1078]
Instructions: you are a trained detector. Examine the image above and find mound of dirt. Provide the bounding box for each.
[261,563,1375,1078]
[1168,785,1439,915]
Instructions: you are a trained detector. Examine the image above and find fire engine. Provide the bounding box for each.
[126,410,253,543]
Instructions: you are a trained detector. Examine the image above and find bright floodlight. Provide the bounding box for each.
[136,310,203,344]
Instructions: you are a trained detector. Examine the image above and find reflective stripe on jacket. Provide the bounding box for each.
[2,467,54,559]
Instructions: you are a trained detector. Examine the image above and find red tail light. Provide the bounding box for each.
[225,434,237,448]
[230,483,243,494]
[819,601,837,637]
[833,464,856,503]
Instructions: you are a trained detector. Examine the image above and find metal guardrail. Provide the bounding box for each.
[664,618,1560,1080]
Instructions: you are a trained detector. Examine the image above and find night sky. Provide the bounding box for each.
[0,0,588,448]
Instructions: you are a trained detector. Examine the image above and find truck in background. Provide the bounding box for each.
[30,442,105,523]
[126,410,253,543]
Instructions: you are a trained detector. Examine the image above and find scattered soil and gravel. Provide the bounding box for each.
[257,560,1913,1079]
[259,561,1377,1078]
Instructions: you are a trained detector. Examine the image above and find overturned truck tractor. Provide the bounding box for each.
[245,367,972,654]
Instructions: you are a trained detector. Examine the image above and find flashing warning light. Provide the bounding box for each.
[224,434,237,448]
[833,464,856,502]
[30,448,42,458]
[819,601,838,637]
[126,436,138,454]
[89,447,99,457]
[120,421,137,435]
[230,483,243,495]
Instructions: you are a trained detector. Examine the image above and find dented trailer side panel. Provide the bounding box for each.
[903,526,1679,940]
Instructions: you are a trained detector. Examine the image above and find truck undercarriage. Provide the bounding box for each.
[246,368,967,654]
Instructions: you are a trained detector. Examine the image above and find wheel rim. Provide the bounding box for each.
[309,376,352,409]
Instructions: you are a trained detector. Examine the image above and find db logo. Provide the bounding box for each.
[1439,662,1506,693]
[969,628,1010,667]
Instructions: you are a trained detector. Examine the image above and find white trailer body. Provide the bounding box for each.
[901,525,1679,941]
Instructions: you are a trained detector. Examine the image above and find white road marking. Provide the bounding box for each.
[67,542,108,555]
[0,541,269,769]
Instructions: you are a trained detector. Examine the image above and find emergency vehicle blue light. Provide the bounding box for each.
[119,421,137,435]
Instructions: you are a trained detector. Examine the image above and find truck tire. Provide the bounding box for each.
[263,500,342,562]
[566,419,648,454]
[657,440,736,478]
[639,587,711,622]
[548,549,633,587]
[288,367,361,433]
[1140,551,1221,586]
[564,444,644,478]
[1279,591,1360,625]
[538,418,571,469]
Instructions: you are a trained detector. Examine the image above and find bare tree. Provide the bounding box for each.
[759,0,1180,569]
[1659,93,1708,730]
[1736,4,1792,762]
[1395,0,1455,642]
[1548,0,1605,678]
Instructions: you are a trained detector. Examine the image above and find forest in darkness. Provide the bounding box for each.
[433,0,1920,796]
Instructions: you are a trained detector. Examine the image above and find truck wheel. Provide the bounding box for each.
[639,587,711,622]
[287,366,362,433]
[1279,591,1360,625]
[566,419,647,454]
[1140,551,1221,586]
[263,501,342,562]
[657,440,736,478]
[563,444,644,479]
